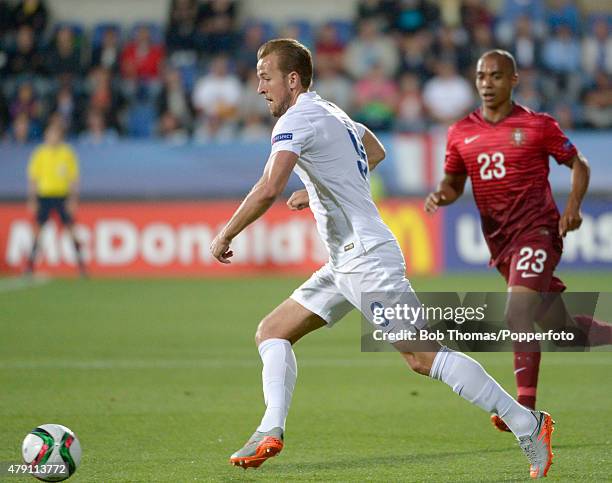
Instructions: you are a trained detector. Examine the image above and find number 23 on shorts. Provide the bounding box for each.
[515,246,547,278]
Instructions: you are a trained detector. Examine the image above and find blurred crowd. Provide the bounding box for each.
[0,0,611,145]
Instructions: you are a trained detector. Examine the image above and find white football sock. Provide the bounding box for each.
[257,338,297,432]
[430,347,537,438]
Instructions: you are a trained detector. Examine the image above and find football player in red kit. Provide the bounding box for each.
[425,49,612,432]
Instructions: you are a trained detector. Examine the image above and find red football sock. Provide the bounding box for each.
[574,315,612,347]
[513,347,541,410]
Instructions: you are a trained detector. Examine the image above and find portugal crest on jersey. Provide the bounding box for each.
[511,128,525,146]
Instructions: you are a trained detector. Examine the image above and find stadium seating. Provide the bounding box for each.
[1,1,610,143]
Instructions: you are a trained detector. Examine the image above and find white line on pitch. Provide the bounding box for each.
[0,358,399,370]
[0,355,608,370]
[0,275,51,293]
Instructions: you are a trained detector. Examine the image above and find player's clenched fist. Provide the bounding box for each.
[558,205,583,237]
[424,191,447,214]
[287,189,309,210]
[210,234,234,264]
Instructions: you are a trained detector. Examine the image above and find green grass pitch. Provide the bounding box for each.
[1,273,611,482]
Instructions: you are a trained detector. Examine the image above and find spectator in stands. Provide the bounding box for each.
[542,24,582,102]
[460,0,493,32]
[583,70,612,129]
[192,55,241,141]
[193,115,235,142]
[238,70,269,123]
[158,67,192,130]
[0,90,9,136]
[10,81,42,123]
[46,26,82,79]
[352,62,398,131]
[84,66,123,129]
[278,23,312,50]
[0,0,12,38]
[237,71,269,141]
[7,25,45,76]
[12,0,48,39]
[239,113,269,141]
[467,23,495,66]
[79,109,118,145]
[315,23,346,74]
[91,27,121,73]
[120,25,165,82]
[51,83,83,135]
[432,26,470,74]
[389,0,440,34]
[166,0,198,52]
[124,84,157,138]
[496,0,546,45]
[315,61,352,110]
[398,30,432,80]
[547,0,580,35]
[513,68,544,112]
[356,0,392,30]
[552,102,576,130]
[510,15,541,70]
[158,111,189,143]
[344,19,398,79]
[395,72,426,132]
[192,56,241,115]
[582,18,612,78]
[235,23,265,80]
[195,0,237,55]
[422,59,474,124]
[7,112,38,144]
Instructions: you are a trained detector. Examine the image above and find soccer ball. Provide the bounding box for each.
[21,424,81,482]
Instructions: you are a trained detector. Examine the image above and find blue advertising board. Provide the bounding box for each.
[444,198,612,271]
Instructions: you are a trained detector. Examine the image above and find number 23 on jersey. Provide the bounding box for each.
[477,152,506,180]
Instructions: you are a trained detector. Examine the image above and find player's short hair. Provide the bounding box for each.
[479,49,517,74]
[257,38,313,89]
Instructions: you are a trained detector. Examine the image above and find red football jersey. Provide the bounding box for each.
[444,103,578,266]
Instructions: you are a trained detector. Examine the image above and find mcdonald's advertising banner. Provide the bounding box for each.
[0,200,442,277]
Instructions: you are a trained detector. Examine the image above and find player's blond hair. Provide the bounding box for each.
[257,38,313,89]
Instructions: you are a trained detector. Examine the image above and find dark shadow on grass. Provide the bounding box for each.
[272,446,516,472]
[215,442,610,482]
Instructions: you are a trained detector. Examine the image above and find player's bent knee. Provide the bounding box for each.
[254,318,271,346]
[254,315,289,346]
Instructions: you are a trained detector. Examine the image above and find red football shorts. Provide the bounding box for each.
[496,234,566,292]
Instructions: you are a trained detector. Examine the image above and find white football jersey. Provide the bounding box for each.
[270,91,396,267]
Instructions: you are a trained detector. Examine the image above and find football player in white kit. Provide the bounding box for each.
[210,39,554,479]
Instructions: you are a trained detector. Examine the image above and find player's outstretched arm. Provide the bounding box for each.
[424,173,467,214]
[210,150,298,263]
[559,152,590,237]
[361,125,386,171]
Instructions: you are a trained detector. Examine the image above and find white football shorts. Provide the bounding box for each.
[291,240,425,332]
